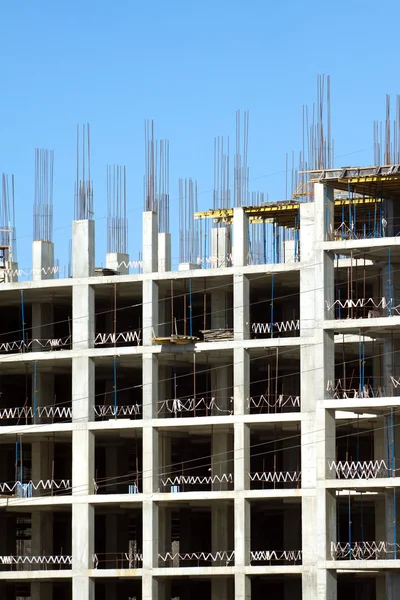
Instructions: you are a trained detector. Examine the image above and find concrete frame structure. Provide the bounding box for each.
[1,178,400,599]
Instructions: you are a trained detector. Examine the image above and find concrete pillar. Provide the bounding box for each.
[32,240,55,281]
[158,232,171,272]
[233,208,249,267]
[211,290,228,330]
[31,583,53,600]
[235,575,251,600]
[72,357,94,422]
[31,510,53,556]
[234,274,249,340]
[31,302,54,352]
[211,227,231,267]
[143,426,158,494]
[211,364,232,414]
[142,354,158,421]
[72,284,94,350]
[72,220,95,278]
[142,280,158,345]
[106,251,129,274]
[142,501,159,600]
[31,440,54,495]
[31,372,55,423]
[143,211,158,274]
[72,427,95,600]
[234,348,250,415]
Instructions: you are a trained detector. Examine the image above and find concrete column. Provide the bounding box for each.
[211,364,232,414]
[235,575,251,600]
[211,226,231,267]
[106,251,129,274]
[72,357,94,422]
[31,301,54,353]
[234,422,250,492]
[212,501,233,600]
[142,280,158,345]
[314,182,334,243]
[32,240,55,281]
[31,371,55,423]
[143,426,158,494]
[72,426,95,600]
[234,274,249,340]
[158,232,171,272]
[143,211,158,274]
[72,284,94,350]
[31,583,53,600]
[234,348,250,415]
[142,354,158,421]
[300,202,316,337]
[142,501,159,600]
[233,208,249,267]
[31,440,54,496]
[211,427,231,491]
[72,220,95,278]
[211,290,228,329]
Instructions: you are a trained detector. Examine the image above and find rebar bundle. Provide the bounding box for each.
[213,136,230,209]
[0,174,16,260]
[373,94,400,165]
[106,165,127,254]
[234,110,249,207]
[33,149,54,242]
[74,124,94,220]
[144,120,170,232]
[179,178,199,263]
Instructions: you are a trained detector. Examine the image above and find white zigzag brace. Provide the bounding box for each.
[331,541,400,560]
[0,336,71,353]
[328,460,389,479]
[0,406,72,420]
[94,331,141,345]
[248,394,300,409]
[326,380,384,399]
[249,471,301,483]
[0,555,71,566]
[325,296,400,314]
[94,405,140,417]
[157,397,233,415]
[158,551,235,564]
[0,480,71,494]
[161,473,233,487]
[250,550,302,562]
[117,260,143,270]
[4,266,61,278]
[251,320,300,334]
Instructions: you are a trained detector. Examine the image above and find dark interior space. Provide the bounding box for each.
[95,282,142,347]
[337,575,376,600]
[249,274,300,339]
[158,277,233,341]
[250,427,301,490]
[250,501,302,565]
[0,371,72,425]
[159,431,234,493]
[95,433,142,494]
[249,354,300,414]
[95,507,142,569]
[95,579,142,600]
[94,360,142,419]
[250,575,301,600]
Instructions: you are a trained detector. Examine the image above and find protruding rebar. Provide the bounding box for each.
[33,149,54,242]
[74,124,94,220]
[107,165,128,254]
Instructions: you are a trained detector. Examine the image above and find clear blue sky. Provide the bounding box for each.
[0,0,398,272]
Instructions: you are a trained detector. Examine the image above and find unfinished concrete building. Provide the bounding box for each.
[2,119,400,599]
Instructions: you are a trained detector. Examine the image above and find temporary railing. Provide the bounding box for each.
[94,331,141,346]
[331,541,400,560]
[0,555,72,571]
[157,397,233,417]
[328,460,389,480]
